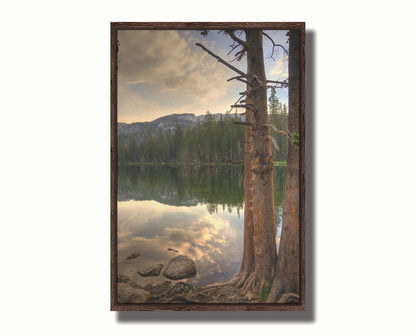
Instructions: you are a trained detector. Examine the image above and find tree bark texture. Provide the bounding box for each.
[197,30,280,297]
[245,30,277,291]
[276,30,300,296]
[237,80,255,284]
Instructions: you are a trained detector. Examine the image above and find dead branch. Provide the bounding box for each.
[267,135,280,151]
[234,49,246,61]
[224,30,252,60]
[226,92,246,113]
[263,124,291,140]
[227,41,241,56]
[266,85,285,90]
[262,32,288,59]
[267,79,288,86]
[265,123,278,132]
[231,104,254,109]
[236,78,252,87]
[195,43,247,78]
[227,75,244,82]
[224,30,247,47]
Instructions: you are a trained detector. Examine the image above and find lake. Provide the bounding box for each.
[117,164,285,288]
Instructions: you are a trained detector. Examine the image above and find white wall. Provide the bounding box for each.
[1,1,415,332]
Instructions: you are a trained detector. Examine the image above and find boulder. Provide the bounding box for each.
[117,274,130,284]
[137,264,163,277]
[163,255,197,280]
[125,250,141,260]
[117,283,150,303]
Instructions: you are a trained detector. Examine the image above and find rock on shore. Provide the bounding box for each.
[137,264,163,277]
[163,255,197,280]
[117,283,150,303]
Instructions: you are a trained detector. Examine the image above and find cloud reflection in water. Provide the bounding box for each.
[118,200,243,286]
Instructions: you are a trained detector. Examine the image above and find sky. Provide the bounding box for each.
[117,30,289,123]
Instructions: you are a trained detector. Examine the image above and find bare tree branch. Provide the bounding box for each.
[234,49,246,61]
[266,85,285,90]
[227,41,241,56]
[224,30,252,60]
[263,124,291,140]
[267,135,280,151]
[267,79,288,85]
[236,78,252,87]
[231,104,255,109]
[226,91,246,113]
[225,30,247,47]
[262,32,288,55]
[195,43,247,78]
[227,75,244,82]
[264,78,288,90]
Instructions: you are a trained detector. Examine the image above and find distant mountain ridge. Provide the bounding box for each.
[117,113,245,142]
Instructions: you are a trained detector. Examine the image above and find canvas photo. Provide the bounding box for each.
[111,23,305,310]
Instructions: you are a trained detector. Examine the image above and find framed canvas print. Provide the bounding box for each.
[111,22,305,311]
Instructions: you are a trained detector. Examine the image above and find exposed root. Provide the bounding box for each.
[233,269,243,280]
[170,269,291,304]
[200,279,236,291]
[235,271,250,288]
[241,273,256,294]
[278,292,300,304]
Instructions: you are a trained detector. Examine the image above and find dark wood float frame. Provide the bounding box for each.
[111,22,305,311]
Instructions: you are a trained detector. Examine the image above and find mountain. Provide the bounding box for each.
[117,113,245,145]
[118,113,197,136]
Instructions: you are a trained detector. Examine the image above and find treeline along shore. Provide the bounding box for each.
[118,94,288,165]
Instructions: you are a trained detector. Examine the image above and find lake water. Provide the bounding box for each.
[117,165,285,287]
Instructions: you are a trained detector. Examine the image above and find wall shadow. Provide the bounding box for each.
[116,29,316,323]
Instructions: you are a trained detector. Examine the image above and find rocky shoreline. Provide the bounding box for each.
[117,249,299,304]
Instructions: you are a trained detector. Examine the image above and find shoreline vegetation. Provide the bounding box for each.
[118,105,288,167]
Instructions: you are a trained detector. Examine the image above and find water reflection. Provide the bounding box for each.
[118,200,243,286]
[117,165,286,288]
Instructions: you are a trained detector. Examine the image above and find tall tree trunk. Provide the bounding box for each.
[245,30,277,293]
[197,30,279,298]
[236,78,255,286]
[275,30,301,298]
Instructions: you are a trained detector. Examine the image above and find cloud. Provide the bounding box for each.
[269,60,288,80]
[117,30,242,122]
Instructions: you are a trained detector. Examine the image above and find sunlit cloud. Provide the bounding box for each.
[117,30,242,123]
[117,30,290,123]
[269,60,288,80]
